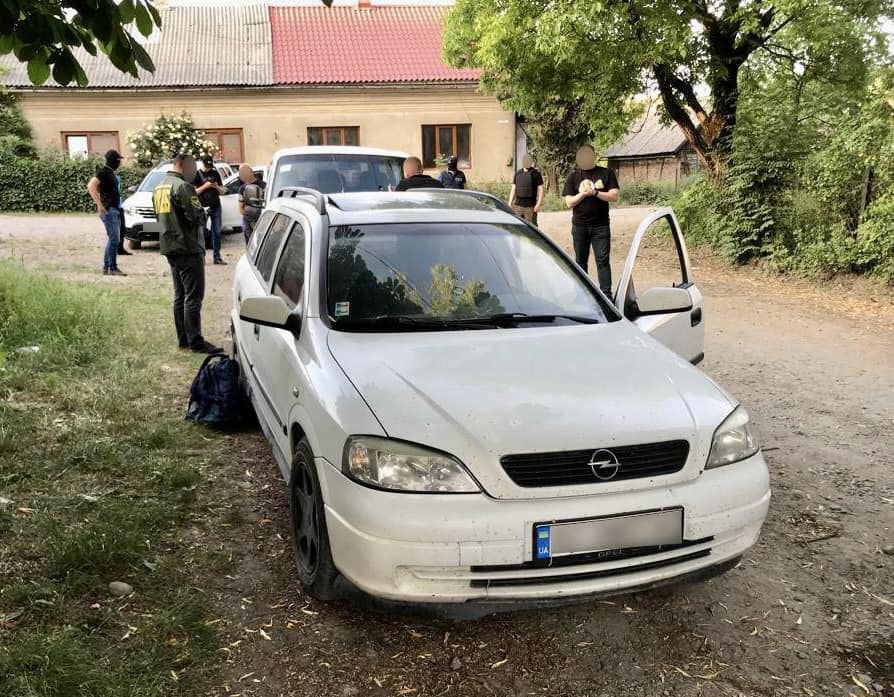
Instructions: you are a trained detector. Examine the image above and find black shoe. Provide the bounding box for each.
[178,342,189,350]
[107,269,127,277]
[190,340,222,354]
[213,258,227,265]
[118,247,132,255]
[102,269,109,275]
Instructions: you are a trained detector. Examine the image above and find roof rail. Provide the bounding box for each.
[277,186,327,214]
[415,188,517,218]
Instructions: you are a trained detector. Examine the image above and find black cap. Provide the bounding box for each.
[448,155,459,169]
[201,155,214,167]
[105,149,122,167]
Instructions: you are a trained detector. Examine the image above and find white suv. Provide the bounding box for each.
[231,189,770,604]
[121,159,234,248]
[266,146,406,202]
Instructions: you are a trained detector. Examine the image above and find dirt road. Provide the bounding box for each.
[2,208,892,696]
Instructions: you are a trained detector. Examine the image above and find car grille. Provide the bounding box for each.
[134,206,156,218]
[500,440,690,487]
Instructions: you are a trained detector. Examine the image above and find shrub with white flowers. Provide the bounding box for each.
[127,112,217,167]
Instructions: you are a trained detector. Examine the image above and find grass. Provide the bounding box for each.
[0,260,231,696]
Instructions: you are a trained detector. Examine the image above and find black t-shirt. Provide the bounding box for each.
[395,174,443,192]
[95,165,120,210]
[513,167,544,207]
[439,169,467,189]
[195,168,223,209]
[562,166,619,225]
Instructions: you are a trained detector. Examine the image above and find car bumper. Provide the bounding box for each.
[123,214,161,240]
[317,452,770,603]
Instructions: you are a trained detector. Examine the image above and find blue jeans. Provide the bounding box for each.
[100,208,120,270]
[209,206,222,261]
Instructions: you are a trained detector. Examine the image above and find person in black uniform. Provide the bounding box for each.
[395,156,443,191]
[563,144,619,297]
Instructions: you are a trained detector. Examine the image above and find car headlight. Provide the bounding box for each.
[343,436,480,493]
[706,406,759,468]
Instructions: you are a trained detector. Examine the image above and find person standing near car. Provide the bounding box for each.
[195,155,226,265]
[563,144,619,298]
[395,156,443,191]
[509,154,544,225]
[153,154,220,354]
[438,155,466,189]
[238,164,266,245]
[87,149,127,276]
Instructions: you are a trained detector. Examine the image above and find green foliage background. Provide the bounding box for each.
[0,150,148,212]
[127,112,217,168]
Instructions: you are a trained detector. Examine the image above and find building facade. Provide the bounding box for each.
[605,105,701,186]
[1,3,517,182]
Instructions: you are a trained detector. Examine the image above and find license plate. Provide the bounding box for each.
[534,508,683,560]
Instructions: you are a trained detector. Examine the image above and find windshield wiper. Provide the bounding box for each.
[334,315,495,331]
[449,313,601,327]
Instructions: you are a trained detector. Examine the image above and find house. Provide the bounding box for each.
[0,2,517,181]
[604,105,701,186]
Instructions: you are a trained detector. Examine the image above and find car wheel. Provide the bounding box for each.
[129,239,141,249]
[289,438,339,600]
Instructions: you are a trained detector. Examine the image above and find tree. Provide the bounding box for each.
[128,113,217,168]
[443,0,888,181]
[0,0,163,87]
[0,87,35,157]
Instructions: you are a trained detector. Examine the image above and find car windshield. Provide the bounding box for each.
[270,154,403,198]
[326,223,615,329]
[138,170,170,192]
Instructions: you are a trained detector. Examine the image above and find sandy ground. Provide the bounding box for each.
[1,208,892,697]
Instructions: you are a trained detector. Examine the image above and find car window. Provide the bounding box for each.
[254,214,292,283]
[137,170,170,192]
[246,210,276,262]
[272,223,307,309]
[327,222,614,325]
[271,154,404,198]
[224,176,241,195]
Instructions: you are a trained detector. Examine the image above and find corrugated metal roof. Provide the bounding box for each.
[270,6,481,85]
[604,105,691,158]
[0,4,272,88]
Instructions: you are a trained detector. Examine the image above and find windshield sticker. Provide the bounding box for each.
[334,302,350,317]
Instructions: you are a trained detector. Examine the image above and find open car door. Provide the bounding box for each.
[615,207,705,364]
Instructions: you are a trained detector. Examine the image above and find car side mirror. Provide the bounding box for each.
[239,296,300,331]
[126,186,137,195]
[635,287,692,316]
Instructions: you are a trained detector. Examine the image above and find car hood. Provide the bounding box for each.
[122,191,153,208]
[327,322,736,499]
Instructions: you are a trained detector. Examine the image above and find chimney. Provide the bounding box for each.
[357,0,372,9]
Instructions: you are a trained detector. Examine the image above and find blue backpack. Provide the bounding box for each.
[186,353,245,426]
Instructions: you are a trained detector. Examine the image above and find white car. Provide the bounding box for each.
[266,146,406,202]
[218,166,267,232]
[122,159,234,248]
[231,189,770,604]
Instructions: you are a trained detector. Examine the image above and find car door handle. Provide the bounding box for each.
[690,307,702,327]
[253,323,260,337]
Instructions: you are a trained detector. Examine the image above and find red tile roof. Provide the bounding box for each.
[269,6,481,85]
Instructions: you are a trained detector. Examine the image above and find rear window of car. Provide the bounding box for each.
[270,154,403,198]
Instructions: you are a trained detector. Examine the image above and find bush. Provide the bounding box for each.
[618,180,677,206]
[469,181,565,211]
[128,112,217,168]
[0,150,148,212]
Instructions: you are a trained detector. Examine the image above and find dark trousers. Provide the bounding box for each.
[167,255,206,348]
[572,223,612,295]
[208,206,222,261]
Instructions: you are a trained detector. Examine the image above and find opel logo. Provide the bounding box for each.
[589,448,621,481]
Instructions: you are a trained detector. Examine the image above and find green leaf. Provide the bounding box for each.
[134,2,152,37]
[119,0,135,24]
[51,50,76,86]
[145,2,161,26]
[130,38,154,72]
[91,4,113,43]
[0,33,14,55]
[27,54,51,85]
[73,61,89,87]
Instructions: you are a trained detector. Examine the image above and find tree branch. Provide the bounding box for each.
[654,65,709,125]
[653,64,711,166]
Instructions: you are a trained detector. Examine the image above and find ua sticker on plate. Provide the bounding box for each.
[535,525,551,559]
[334,302,350,317]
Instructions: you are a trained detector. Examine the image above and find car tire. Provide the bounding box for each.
[129,239,141,249]
[289,438,339,600]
